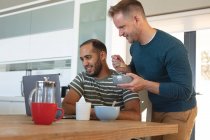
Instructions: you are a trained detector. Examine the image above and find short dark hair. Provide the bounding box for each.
[108,0,145,18]
[80,39,107,53]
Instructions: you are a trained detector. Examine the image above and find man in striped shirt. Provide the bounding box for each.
[62,39,141,120]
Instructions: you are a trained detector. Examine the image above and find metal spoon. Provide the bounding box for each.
[112,101,117,107]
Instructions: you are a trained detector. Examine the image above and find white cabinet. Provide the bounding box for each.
[0,0,125,106]
[0,2,76,97]
[0,36,30,63]
[29,29,74,59]
[0,13,30,63]
[29,2,74,60]
[0,1,75,63]
[0,97,25,115]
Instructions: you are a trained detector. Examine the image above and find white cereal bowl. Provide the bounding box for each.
[94,106,120,121]
[112,74,133,85]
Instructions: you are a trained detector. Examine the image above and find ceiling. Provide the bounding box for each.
[1,0,210,17]
[0,0,36,10]
[0,0,67,16]
[1,0,210,32]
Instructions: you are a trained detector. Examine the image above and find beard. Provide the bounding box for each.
[86,59,102,77]
[126,36,134,43]
[127,27,139,43]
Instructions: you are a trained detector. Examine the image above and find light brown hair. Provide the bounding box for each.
[108,0,145,18]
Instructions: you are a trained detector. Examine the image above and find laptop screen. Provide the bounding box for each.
[22,74,61,116]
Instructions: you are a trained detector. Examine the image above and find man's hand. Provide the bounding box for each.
[116,73,146,92]
[111,55,128,73]
[117,73,160,94]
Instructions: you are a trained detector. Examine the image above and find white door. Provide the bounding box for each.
[195,29,210,139]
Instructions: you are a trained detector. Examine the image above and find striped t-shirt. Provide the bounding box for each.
[70,69,139,109]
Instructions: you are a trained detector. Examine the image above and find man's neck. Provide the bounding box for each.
[96,66,111,80]
[141,28,156,45]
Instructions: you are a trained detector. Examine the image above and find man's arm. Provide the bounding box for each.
[62,88,81,115]
[62,87,141,121]
[117,99,141,121]
[117,73,160,94]
[62,88,97,119]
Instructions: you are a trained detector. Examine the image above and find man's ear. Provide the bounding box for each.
[100,51,107,60]
[133,15,140,24]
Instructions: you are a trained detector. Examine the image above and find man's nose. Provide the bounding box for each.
[119,30,124,36]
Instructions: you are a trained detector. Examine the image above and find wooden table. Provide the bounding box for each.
[0,115,178,140]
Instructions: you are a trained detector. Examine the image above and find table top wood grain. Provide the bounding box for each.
[0,115,178,140]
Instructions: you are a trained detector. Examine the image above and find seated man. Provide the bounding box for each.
[62,39,140,120]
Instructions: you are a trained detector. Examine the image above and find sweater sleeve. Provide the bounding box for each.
[159,44,194,101]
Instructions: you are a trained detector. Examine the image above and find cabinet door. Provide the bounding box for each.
[29,29,74,59]
[0,13,30,62]
[29,2,74,59]
[0,36,30,62]
[0,102,11,115]
[0,2,75,62]
[0,97,25,115]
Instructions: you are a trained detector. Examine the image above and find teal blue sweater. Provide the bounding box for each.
[129,29,196,112]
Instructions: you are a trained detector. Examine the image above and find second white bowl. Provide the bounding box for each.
[94,106,120,121]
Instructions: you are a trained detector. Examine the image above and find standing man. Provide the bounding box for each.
[108,0,197,140]
[62,39,140,121]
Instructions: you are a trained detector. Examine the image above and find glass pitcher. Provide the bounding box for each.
[29,80,56,104]
[29,77,64,125]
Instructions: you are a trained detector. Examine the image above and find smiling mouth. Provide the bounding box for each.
[85,66,92,72]
[86,67,91,71]
[124,35,129,39]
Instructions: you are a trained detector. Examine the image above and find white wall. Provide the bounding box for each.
[141,0,210,16]
[148,8,210,33]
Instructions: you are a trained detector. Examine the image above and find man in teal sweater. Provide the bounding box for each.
[108,0,197,140]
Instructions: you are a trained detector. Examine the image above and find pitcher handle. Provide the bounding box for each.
[28,88,37,110]
[54,108,64,121]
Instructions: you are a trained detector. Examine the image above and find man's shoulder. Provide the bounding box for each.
[73,72,87,82]
[75,71,95,82]
[74,72,85,79]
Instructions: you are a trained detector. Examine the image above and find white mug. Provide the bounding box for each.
[76,102,91,120]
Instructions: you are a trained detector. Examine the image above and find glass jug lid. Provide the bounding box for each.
[36,77,56,87]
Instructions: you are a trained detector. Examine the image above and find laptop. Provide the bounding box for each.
[22,74,61,116]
